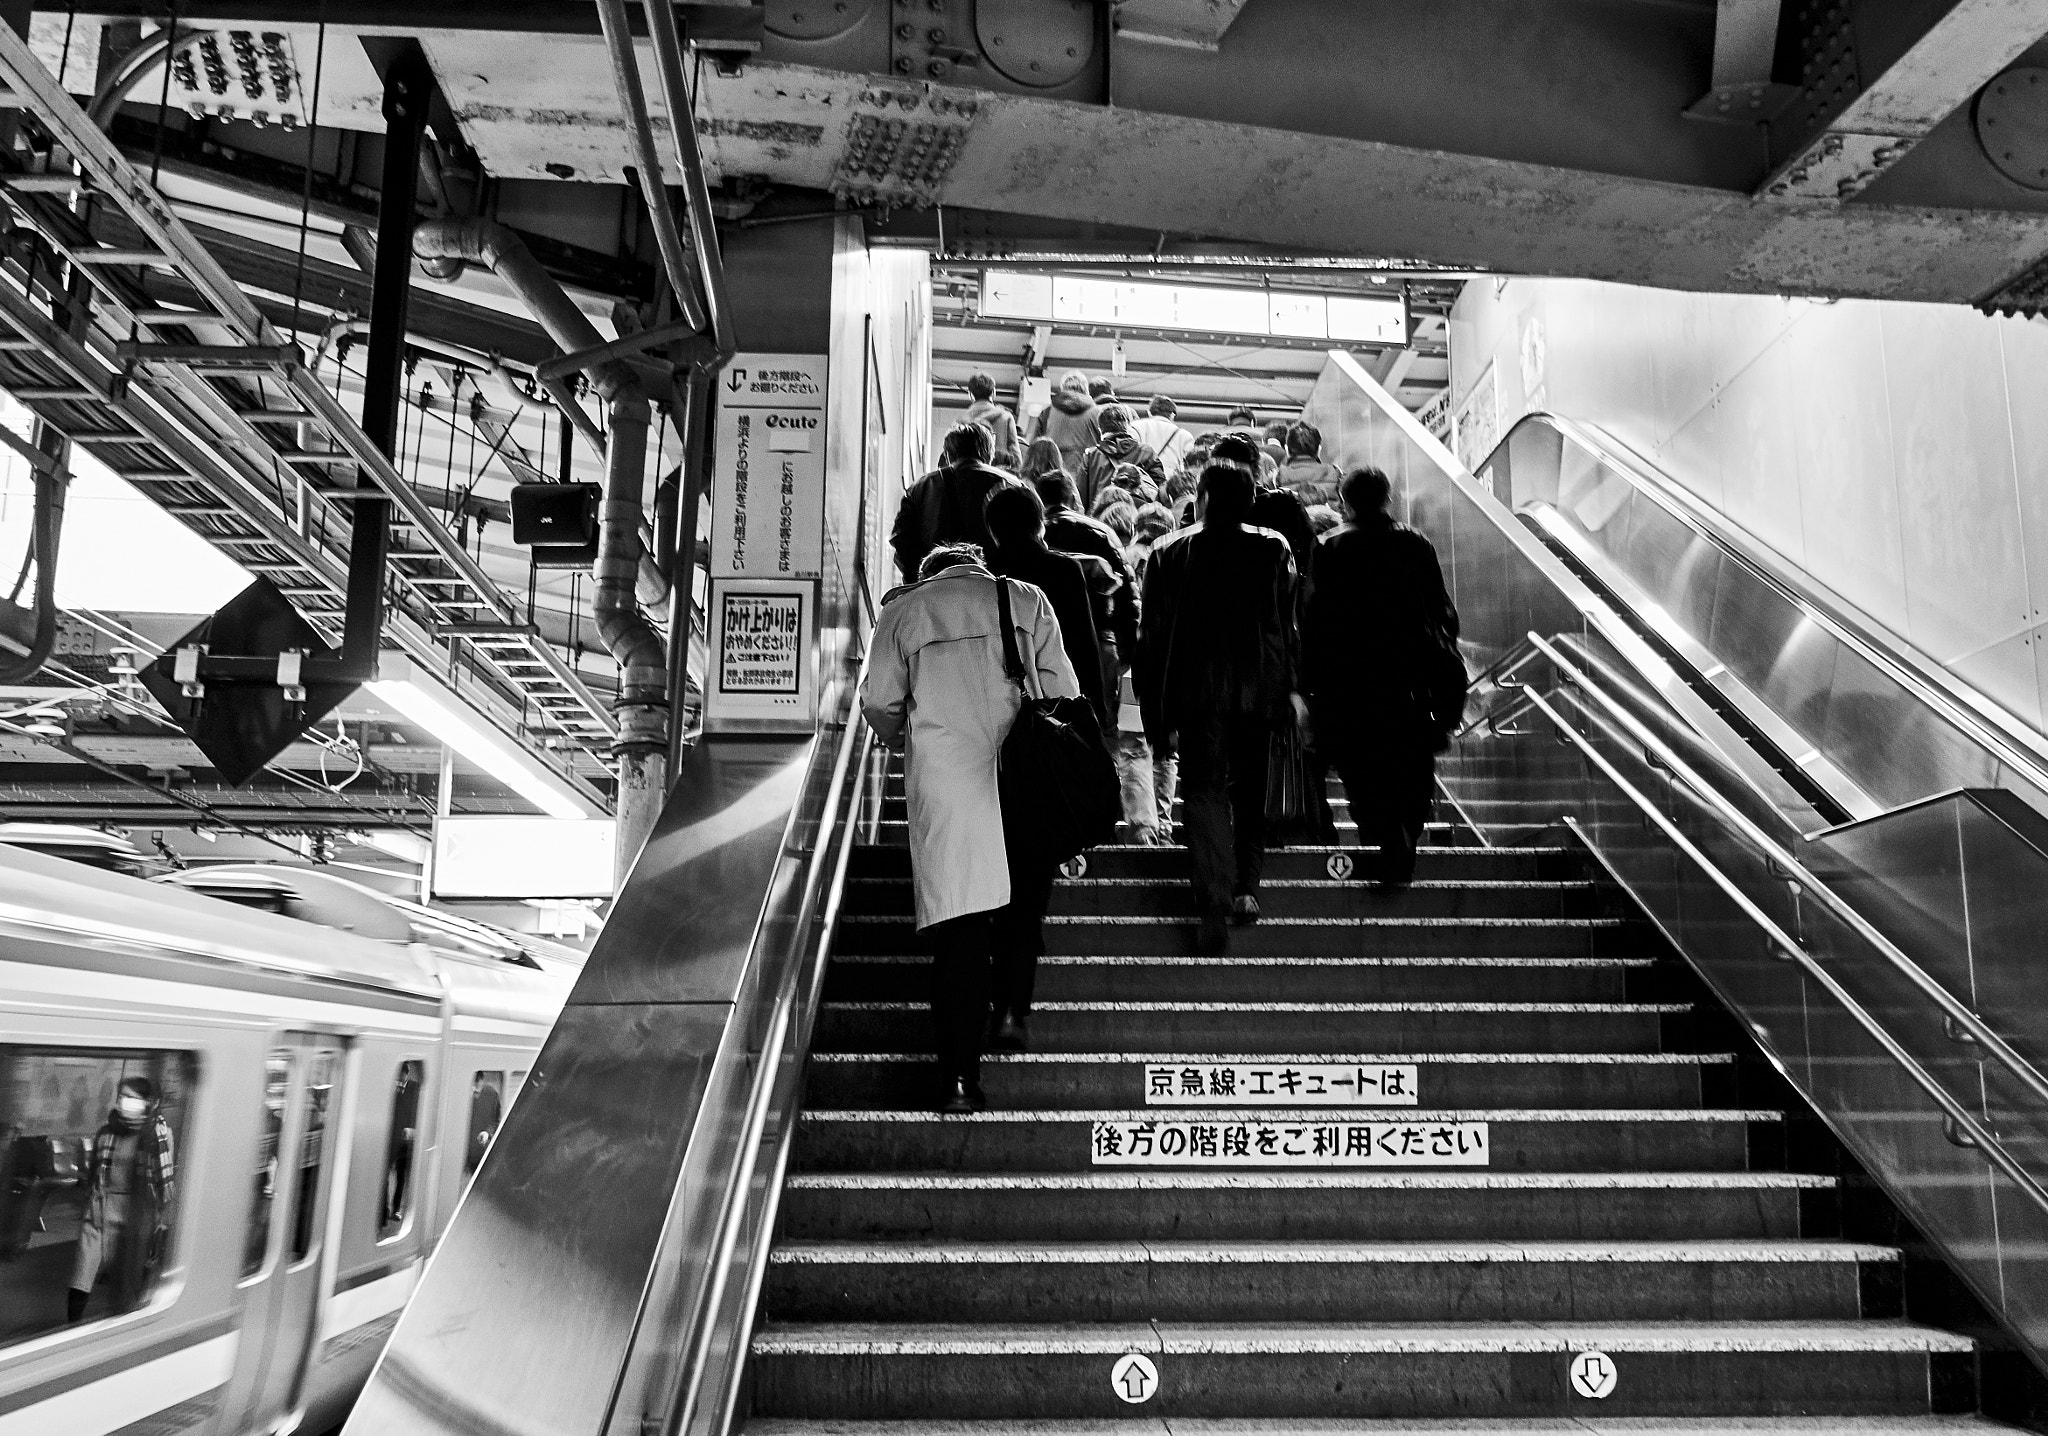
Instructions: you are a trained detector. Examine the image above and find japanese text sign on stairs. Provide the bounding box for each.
[712,354,828,581]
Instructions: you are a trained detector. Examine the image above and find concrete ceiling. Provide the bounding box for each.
[82,0,2048,305]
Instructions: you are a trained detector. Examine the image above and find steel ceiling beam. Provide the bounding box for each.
[1761,0,2048,201]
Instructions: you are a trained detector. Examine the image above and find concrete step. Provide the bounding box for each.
[802,1050,1723,1110]
[810,1000,1692,1056]
[776,1171,1831,1244]
[860,821,1564,851]
[822,954,1660,1004]
[789,1105,1778,1175]
[847,846,1592,883]
[748,1320,1975,1420]
[841,878,1612,920]
[832,915,1641,960]
[763,1238,1900,1325]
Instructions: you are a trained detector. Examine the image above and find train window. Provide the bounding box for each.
[290,1051,335,1264]
[378,1061,424,1240]
[244,1050,289,1277]
[464,1071,504,1178]
[0,1045,196,1351]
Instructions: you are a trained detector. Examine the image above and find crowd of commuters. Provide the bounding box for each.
[866,371,1459,1112]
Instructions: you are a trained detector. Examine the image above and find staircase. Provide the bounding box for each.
[748,762,2008,1429]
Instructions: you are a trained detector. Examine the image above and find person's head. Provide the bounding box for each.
[1133,502,1176,544]
[1020,436,1063,478]
[115,1077,154,1121]
[1148,395,1177,419]
[1088,377,1116,402]
[1286,420,1322,459]
[1306,502,1343,536]
[1263,418,1290,444]
[1226,406,1257,428]
[1341,465,1394,519]
[1197,462,1257,527]
[919,542,985,579]
[1209,432,1262,471]
[1090,484,1133,519]
[943,420,993,467]
[1098,500,1138,544]
[967,372,995,402]
[1098,403,1135,435]
[1161,472,1195,506]
[1032,470,1081,513]
[1058,370,1088,395]
[983,481,1046,552]
[1191,431,1218,454]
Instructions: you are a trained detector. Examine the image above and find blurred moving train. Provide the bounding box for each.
[0,842,581,1435]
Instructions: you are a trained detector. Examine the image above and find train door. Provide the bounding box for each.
[220,1033,347,1433]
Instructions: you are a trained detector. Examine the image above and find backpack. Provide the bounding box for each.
[994,578,1121,864]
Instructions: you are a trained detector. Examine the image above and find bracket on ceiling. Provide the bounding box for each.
[1684,0,1797,124]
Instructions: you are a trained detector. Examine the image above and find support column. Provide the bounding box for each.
[345,44,431,672]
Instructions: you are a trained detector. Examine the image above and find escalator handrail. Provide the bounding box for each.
[1524,410,2048,805]
[630,708,875,1436]
[1530,630,2048,1117]
[1523,682,2048,1218]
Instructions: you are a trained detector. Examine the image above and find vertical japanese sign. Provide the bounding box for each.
[711,353,828,580]
[707,354,828,731]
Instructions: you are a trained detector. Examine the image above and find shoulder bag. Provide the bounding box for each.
[995,578,1121,865]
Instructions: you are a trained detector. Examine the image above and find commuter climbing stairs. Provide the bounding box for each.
[748,758,2014,1428]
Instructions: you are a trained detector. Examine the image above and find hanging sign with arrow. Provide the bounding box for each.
[711,352,830,582]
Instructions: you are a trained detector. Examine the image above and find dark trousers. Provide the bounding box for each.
[927,862,1056,1083]
[1333,742,1436,882]
[1177,709,1271,916]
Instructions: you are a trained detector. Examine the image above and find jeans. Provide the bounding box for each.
[1115,733,1179,842]
[1176,709,1271,916]
[1332,743,1436,882]
[926,861,1056,1083]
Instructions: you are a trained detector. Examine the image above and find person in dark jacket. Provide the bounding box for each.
[1213,432,1316,583]
[985,481,1111,742]
[1027,372,1102,477]
[1033,472,1137,727]
[891,421,1011,585]
[1075,405,1168,509]
[1137,463,1305,953]
[1304,466,1459,887]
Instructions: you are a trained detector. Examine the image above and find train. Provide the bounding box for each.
[0,846,580,1436]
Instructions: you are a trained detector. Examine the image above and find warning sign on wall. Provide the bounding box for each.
[706,578,817,728]
[711,353,828,581]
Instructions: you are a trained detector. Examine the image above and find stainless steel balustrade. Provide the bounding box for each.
[1302,350,2048,1370]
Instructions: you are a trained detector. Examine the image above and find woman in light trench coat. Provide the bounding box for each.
[859,541,1081,1114]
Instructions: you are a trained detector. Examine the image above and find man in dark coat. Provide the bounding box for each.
[1304,466,1459,887]
[985,481,1111,746]
[1214,432,1316,587]
[891,421,1010,585]
[1033,471,1137,727]
[1137,463,1304,953]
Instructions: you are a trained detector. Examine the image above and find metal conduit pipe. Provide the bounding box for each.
[592,0,708,335]
[642,0,734,354]
[412,216,670,876]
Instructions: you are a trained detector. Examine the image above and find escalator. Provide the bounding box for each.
[354,356,2048,1435]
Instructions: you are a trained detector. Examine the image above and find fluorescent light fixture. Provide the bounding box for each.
[366,655,598,820]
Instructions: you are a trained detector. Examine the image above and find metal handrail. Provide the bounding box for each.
[1529,630,2048,1115]
[1523,684,2048,1217]
[1526,410,2048,806]
[635,711,874,1436]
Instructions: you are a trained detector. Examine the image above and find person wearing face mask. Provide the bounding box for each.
[67,1076,175,1323]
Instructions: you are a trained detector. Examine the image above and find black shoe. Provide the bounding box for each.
[1198,911,1230,955]
[1230,893,1260,926]
[937,1077,984,1115]
[991,1011,1029,1052]
[66,1288,87,1323]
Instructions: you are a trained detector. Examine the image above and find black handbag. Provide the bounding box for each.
[995,578,1121,865]
[1424,626,1469,752]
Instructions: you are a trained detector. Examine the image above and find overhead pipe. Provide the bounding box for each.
[642,0,735,355]
[413,216,669,879]
[592,0,709,335]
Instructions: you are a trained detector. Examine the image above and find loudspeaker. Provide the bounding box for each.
[511,482,602,547]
